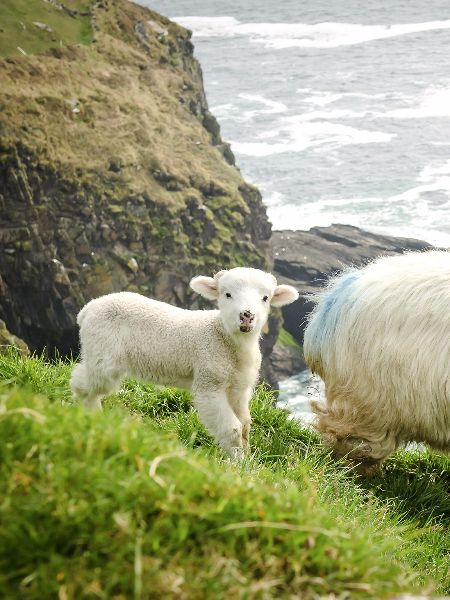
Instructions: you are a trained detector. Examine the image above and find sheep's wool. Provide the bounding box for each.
[304,250,450,467]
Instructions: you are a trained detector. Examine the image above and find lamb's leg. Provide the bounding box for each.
[227,386,253,448]
[192,384,243,456]
[70,360,121,411]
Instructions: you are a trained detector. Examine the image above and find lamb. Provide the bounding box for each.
[303,250,450,471]
[70,267,298,455]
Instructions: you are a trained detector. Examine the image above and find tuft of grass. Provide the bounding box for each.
[0,351,449,598]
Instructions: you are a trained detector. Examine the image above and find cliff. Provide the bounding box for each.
[0,0,271,357]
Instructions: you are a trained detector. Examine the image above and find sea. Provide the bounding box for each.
[141,1,450,418]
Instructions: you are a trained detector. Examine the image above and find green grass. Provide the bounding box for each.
[277,327,301,349]
[0,351,449,599]
[0,0,93,57]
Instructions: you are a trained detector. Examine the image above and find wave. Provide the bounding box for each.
[302,91,343,106]
[266,159,450,247]
[390,159,450,203]
[174,16,450,49]
[386,87,450,118]
[218,85,450,128]
[173,16,239,37]
[231,121,394,156]
[240,93,288,117]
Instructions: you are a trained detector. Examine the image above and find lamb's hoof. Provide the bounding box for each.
[229,446,245,462]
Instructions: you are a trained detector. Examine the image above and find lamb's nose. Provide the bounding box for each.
[240,311,254,323]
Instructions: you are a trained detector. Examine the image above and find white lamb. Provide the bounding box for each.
[70,267,298,454]
[303,250,450,471]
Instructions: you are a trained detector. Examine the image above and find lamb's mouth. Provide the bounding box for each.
[239,324,252,333]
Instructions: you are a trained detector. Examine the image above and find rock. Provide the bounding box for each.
[217,142,236,166]
[271,224,433,349]
[146,19,168,37]
[108,158,122,173]
[269,336,306,382]
[0,320,29,356]
[33,22,53,33]
[202,110,221,145]
[127,257,139,273]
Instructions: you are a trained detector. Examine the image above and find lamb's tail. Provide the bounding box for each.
[76,304,89,327]
[70,362,89,398]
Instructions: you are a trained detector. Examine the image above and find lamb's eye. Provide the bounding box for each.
[225,292,232,299]
[262,295,269,302]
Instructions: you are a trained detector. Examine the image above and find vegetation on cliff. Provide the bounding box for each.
[0,0,271,356]
[0,351,448,598]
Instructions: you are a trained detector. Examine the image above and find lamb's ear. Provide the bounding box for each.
[190,276,219,301]
[271,284,299,307]
[214,270,227,281]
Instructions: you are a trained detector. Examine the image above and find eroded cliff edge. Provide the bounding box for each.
[0,1,271,358]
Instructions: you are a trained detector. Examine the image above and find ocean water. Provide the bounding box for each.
[142,1,450,413]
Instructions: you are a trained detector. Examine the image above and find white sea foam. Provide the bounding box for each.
[231,120,394,156]
[389,159,450,205]
[174,16,450,49]
[419,159,450,179]
[209,103,235,119]
[173,16,239,37]
[263,190,286,208]
[297,86,450,120]
[240,93,288,117]
[303,91,343,106]
[266,160,450,247]
[386,87,450,118]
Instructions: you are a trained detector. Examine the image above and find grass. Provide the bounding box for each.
[0,0,93,57]
[0,350,449,599]
[277,327,302,349]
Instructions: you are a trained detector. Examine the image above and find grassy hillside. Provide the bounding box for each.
[0,351,448,599]
[0,0,93,57]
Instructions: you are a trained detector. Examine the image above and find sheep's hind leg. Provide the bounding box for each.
[193,384,243,457]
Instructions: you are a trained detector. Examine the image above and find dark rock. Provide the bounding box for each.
[217,142,235,166]
[271,224,432,347]
[152,169,183,191]
[202,109,221,145]
[108,159,122,173]
[269,340,306,382]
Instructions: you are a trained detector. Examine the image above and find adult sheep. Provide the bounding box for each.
[303,250,450,471]
[70,267,298,455]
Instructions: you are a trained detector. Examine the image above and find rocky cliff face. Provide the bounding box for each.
[0,1,271,358]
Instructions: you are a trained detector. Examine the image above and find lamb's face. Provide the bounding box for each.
[190,267,299,336]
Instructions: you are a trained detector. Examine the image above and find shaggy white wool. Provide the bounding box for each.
[71,267,298,455]
[304,250,450,468]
